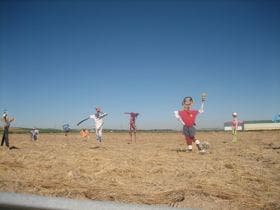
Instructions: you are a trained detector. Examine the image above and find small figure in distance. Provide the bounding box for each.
[31,127,39,141]
[124,112,139,143]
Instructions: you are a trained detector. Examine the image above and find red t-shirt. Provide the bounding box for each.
[179,110,199,127]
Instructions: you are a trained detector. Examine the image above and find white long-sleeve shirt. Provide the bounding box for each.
[90,112,108,129]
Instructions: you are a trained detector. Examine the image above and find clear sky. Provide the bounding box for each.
[0,0,279,130]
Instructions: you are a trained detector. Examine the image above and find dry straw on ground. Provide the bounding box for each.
[0,131,280,209]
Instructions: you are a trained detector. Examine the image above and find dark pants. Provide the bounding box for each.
[183,126,196,146]
[183,126,196,137]
[1,127,9,147]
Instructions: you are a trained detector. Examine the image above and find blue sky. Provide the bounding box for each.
[0,0,279,130]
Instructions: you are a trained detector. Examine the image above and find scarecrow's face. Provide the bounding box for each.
[183,98,193,110]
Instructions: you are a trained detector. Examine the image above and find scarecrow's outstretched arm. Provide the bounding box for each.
[199,93,206,113]
[98,113,108,119]
[174,111,185,125]
[199,102,205,113]
[77,117,90,126]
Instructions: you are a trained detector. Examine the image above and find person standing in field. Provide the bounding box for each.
[90,107,108,142]
[30,127,39,141]
[231,112,239,142]
[1,112,15,149]
[174,93,206,152]
[124,112,139,143]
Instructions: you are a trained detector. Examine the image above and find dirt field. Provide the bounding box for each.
[0,131,280,209]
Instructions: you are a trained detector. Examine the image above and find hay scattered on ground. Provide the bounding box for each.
[0,131,280,209]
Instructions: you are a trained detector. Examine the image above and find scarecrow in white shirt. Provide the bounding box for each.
[77,107,108,142]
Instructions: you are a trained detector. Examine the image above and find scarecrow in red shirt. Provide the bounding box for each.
[174,93,206,152]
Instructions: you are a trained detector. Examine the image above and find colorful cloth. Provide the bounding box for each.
[178,110,199,127]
